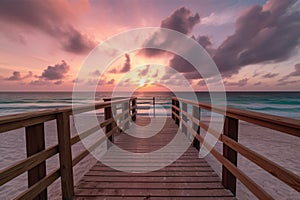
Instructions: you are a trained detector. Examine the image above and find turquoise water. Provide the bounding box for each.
[0,92,299,119]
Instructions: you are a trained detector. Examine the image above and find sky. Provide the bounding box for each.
[0,0,299,91]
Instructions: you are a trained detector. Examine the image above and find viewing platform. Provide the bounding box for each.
[0,97,299,199]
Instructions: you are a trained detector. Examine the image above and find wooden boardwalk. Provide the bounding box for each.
[74,117,235,199]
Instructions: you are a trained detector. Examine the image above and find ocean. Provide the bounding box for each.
[0,91,300,119]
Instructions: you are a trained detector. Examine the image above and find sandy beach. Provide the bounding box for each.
[0,116,299,199]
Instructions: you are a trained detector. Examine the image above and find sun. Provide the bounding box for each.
[139,78,146,87]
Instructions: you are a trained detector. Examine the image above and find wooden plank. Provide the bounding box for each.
[57,112,74,199]
[0,144,58,186]
[222,116,238,195]
[25,122,47,200]
[74,188,233,197]
[76,182,224,189]
[80,176,221,183]
[0,114,56,134]
[14,169,60,200]
[74,197,235,200]
[85,171,218,177]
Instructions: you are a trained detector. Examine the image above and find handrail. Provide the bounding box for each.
[0,97,137,200]
[172,97,300,199]
[174,97,300,137]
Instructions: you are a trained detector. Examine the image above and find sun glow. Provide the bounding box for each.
[139,78,146,87]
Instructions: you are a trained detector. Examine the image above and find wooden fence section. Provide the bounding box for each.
[0,97,137,200]
[172,97,300,200]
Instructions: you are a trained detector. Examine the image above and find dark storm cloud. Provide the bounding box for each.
[5,71,32,81]
[0,0,96,54]
[262,73,279,78]
[213,0,300,76]
[40,60,70,80]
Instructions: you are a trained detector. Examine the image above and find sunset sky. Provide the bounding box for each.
[0,0,299,91]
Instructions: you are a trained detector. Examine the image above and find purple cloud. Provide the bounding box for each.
[5,71,32,81]
[287,63,300,77]
[120,54,131,73]
[0,0,96,54]
[30,60,70,86]
[161,7,200,35]
[40,60,69,80]
[262,73,279,78]
[138,65,150,77]
[152,69,159,78]
[109,54,131,73]
[107,79,115,85]
[213,0,300,76]
[225,78,249,87]
[140,7,201,57]
[254,81,262,86]
[90,70,101,77]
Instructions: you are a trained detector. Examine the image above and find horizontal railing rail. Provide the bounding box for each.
[0,97,137,200]
[172,97,300,200]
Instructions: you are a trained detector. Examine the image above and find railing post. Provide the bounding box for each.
[192,106,201,151]
[25,123,47,200]
[131,98,136,121]
[104,105,113,149]
[57,112,74,200]
[123,102,129,130]
[175,99,180,126]
[153,97,155,117]
[172,99,175,120]
[182,102,187,135]
[222,116,239,195]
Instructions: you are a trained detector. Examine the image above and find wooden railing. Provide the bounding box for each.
[0,97,137,200]
[171,97,300,200]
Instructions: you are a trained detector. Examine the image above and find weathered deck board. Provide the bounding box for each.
[74,117,235,199]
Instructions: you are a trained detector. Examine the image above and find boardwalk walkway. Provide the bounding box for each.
[74,117,235,199]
